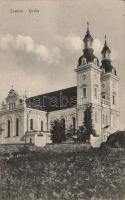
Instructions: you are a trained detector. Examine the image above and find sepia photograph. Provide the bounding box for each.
[0,0,125,199]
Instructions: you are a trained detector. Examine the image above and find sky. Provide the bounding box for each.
[0,0,125,128]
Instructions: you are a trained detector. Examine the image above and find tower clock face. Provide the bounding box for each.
[82,72,86,80]
[102,83,105,89]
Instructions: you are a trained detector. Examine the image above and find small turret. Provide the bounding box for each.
[78,22,99,67]
[101,35,116,75]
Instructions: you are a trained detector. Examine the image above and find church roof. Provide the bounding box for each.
[26,86,77,112]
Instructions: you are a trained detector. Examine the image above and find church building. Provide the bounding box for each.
[0,24,120,147]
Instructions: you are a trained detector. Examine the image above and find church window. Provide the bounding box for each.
[83,88,87,98]
[102,94,105,99]
[72,117,76,133]
[94,87,98,98]
[101,92,106,99]
[41,121,44,131]
[16,118,19,136]
[30,119,34,130]
[112,95,115,105]
[7,120,11,137]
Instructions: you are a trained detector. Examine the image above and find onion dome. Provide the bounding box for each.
[6,86,19,100]
[101,35,111,59]
[101,35,117,75]
[78,22,99,67]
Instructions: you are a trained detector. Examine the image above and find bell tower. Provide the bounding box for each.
[75,23,102,146]
[101,36,119,131]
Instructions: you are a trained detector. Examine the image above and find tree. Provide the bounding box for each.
[83,103,96,142]
[50,120,66,143]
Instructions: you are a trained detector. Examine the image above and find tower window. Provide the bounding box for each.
[16,118,19,136]
[30,119,34,130]
[83,88,87,98]
[94,88,98,98]
[72,117,76,133]
[41,121,44,131]
[102,94,105,99]
[112,95,115,105]
[7,120,11,137]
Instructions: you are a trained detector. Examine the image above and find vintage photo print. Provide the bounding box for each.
[0,0,124,200]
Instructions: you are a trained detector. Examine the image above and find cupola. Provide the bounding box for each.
[78,22,99,67]
[101,35,117,75]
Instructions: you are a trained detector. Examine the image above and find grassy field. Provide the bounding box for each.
[0,147,125,200]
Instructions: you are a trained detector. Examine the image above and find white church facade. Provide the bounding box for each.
[0,24,120,147]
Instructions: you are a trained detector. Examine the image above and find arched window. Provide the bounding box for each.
[94,87,98,98]
[61,118,65,130]
[41,121,44,131]
[8,120,11,137]
[83,88,87,98]
[16,118,19,136]
[101,92,106,99]
[82,58,86,65]
[30,119,34,130]
[112,94,116,105]
[102,68,105,74]
[72,117,76,133]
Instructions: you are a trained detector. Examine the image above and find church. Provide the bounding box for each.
[0,24,120,147]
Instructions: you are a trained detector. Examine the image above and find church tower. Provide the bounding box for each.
[100,36,119,135]
[75,23,102,146]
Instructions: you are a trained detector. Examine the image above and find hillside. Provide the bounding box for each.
[0,147,125,200]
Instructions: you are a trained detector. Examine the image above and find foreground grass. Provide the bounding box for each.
[0,148,125,200]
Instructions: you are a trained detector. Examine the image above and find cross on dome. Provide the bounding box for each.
[104,35,107,45]
[87,21,90,32]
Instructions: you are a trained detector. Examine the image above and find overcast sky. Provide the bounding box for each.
[0,0,125,128]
